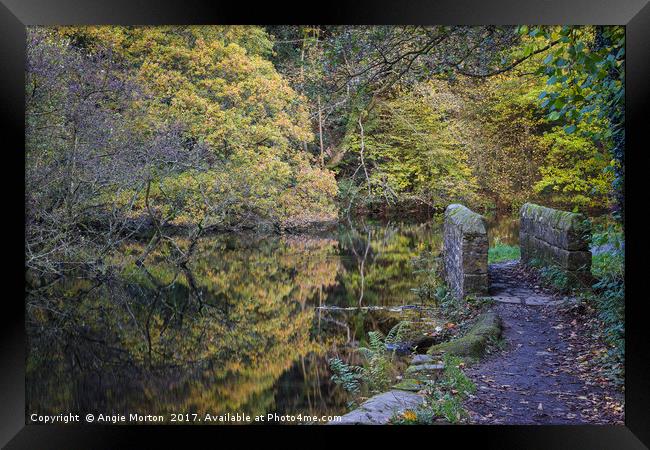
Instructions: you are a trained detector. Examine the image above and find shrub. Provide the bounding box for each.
[589,222,624,384]
[392,355,476,424]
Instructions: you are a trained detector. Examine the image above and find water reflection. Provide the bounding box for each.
[27,214,521,422]
[486,213,519,246]
[27,220,443,422]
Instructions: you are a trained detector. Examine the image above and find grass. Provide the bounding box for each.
[488,238,520,263]
[391,355,476,424]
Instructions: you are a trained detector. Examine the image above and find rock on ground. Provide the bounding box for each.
[331,390,425,425]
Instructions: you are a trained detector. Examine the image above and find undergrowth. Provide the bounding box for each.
[391,354,476,424]
[589,222,624,385]
[410,251,492,324]
[329,321,410,407]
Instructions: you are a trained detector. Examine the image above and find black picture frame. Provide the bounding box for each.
[2,1,648,448]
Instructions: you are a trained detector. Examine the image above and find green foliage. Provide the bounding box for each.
[448,72,549,211]
[358,332,395,393]
[534,124,614,211]
[523,25,624,215]
[589,223,624,383]
[328,357,364,398]
[329,321,410,402]
[358,322,409,393]
[438,355,477,395]
[342,82,479,210]
[591,221,624,278]
[488,239,521,263]
[410,250,447,303]
[530,258,571,292]
[392,355,475,424]
[525,26,624,142]
[441,28,621,213]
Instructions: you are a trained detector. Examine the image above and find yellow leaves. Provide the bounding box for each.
[534,124,613,209]
[65,26,313,159]
[54,25,128,52]
[401,410,418,421]
[45,25,335,228]
[354,82,479,207]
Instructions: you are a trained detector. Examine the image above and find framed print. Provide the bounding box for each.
[2,0,649,448]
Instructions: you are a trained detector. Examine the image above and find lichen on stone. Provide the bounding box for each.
[520,202,592,275]
[444,204,488,299]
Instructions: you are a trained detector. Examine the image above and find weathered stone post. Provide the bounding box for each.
[443,204,488,299]
[519,203,592,283]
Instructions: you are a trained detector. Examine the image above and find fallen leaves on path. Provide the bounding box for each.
[463,262,624,425]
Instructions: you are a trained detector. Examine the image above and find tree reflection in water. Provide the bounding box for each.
[26,220,443,422]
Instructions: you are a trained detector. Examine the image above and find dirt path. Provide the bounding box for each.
[464,261,624,425]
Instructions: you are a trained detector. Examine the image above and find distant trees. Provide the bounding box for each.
[339,82,478,210]
[268,26,520,211]
[268,25,623,216]
[54,26,339,230]
[26,26,339,286]
[25,24,624,288]
[26,28,188,282]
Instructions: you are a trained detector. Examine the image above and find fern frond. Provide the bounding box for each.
[385,321,410,344]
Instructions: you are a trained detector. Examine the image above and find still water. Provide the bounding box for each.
[26,216,518,423]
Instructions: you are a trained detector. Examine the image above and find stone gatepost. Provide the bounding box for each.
[519,203,592,282]
[443,204,488,300]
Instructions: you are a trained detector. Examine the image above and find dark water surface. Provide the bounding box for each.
[26,216,518,423]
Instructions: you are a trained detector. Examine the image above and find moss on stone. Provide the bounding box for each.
[405,363,445,375]
[427,312,502,359]
[446,204,487,236]
[392,378,425,392]
[469,312,502,337]
[520,203,588,232]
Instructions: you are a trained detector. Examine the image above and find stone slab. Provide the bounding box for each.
[519,203,592,277]
[492,296,522,304]
[331,390,425,425]
[411,354,436,365]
